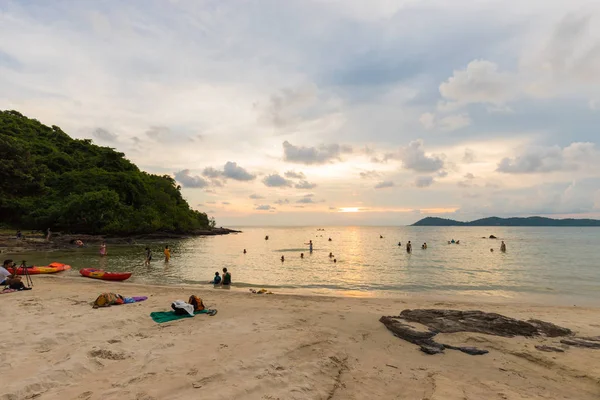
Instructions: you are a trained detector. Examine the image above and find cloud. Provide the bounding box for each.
[274,199,290,205]
[202,167,222,179]
[249,194,264,199]
[263,174,293,187]
[296,197,315,204]
[146,126,171,141]
[294,180,317,189]
[93,127,117,142]
[464,173,475,179]
[419,113,471,131]
[282,141,352,165]
[438,113,471,131]
[399,140,444,173]
[255,204,275,211]
[360,170,381,179]
[415,176,434,188]
[223,161,255,181]
[284,170,306,179]
[463,149,476,163]
[174,169,209,188]
[439,60,518,108]
[419,112,435,129]
[497,142,597,174]
[374,181,394,189]
[201,162,255,182]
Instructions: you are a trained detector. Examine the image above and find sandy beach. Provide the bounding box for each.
[1,277,599,400]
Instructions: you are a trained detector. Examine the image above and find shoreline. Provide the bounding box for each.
[0,227,241,254]
[2,276,599,399]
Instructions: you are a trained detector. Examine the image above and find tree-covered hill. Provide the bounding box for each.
[0,110,210,234]
[411,216,600,227]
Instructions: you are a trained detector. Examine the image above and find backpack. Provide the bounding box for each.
[188,295,205,311]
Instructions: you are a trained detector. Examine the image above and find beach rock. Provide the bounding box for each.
[381,309,576,356]
[379,316,488,356]
[489,235,497,239]
[560,338,600,349]
[399,309,542,337]
[535,345,565,352]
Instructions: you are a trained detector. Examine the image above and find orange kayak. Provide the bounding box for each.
[8,262,72,275]
[79,268,132,281]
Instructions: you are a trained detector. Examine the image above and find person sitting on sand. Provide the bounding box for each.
[500,241,506,252]
[144,247,152,266]
[222,268,231,286]
[164,245,171,262]
[210,271,221,284]
[1,260,29,290]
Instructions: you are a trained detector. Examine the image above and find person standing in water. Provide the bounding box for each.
[300,253,304,259]
[164,245,171,262]
[422,243,427,250]
[100,242,107,256]
[406,241,412,253]
[281,255,285,262]
[243,249,247,254]
[309,240,313,253]
[144,247,152,266]
[500,241,506,252]
[46,228,51,242]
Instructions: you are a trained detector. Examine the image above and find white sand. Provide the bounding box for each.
[1,276,599,400]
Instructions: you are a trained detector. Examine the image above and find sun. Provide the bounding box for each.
[339,207,360,213]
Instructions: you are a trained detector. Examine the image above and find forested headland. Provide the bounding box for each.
[0,110,212,235]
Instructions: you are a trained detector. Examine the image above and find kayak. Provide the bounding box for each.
[7,262,72,275]
[79,268,132,281]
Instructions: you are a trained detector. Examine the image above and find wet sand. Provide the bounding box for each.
[1,276,599,400]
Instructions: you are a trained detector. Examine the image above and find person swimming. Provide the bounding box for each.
[328,238,332,241]
[451,239,455,244]
[490,248,494,252]
[398,241,401,246]
[500,241,506,252]
[380,235,383,239]
[333,258,337,263]
[300,253,304,258]
[210,271,221,284]
[265,235,269,240]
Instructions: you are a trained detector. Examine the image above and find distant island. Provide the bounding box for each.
[412,216,600,227]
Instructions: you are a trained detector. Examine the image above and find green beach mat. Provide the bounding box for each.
[150,309,216,323]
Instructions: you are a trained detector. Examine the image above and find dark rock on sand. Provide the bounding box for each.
[378,315,489,356]
[535,345,565,353]
[398,309,572,338]
[560,338,600,349]
[381,309,576,356]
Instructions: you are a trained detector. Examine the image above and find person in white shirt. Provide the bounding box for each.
[1,259,26,289]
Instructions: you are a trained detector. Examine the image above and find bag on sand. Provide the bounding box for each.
[93,293,124,308]
[188,295,205,312]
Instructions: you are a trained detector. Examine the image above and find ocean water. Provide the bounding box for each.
[8,226,600,304]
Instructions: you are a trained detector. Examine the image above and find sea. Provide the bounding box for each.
[8,226,600,305]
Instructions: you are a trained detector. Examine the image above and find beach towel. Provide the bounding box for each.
[150,309,217,324]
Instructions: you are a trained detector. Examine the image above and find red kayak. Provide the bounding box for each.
[8,262,72,275]
[79,268,132,281]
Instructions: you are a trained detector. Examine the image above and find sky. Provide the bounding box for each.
[2,0,600,226]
